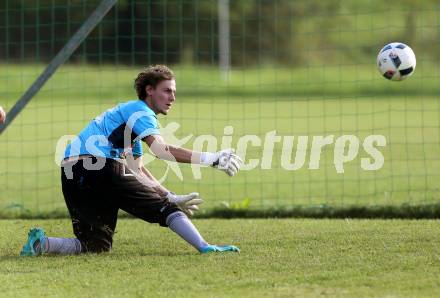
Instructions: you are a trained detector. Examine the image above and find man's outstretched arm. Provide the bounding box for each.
[143,134,242,176]
[143,135,200,164]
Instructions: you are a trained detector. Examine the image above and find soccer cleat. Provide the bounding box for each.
[200,245,240,254]
[20,227,46,257]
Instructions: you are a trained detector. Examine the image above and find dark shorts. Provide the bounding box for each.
[61,157,180,253]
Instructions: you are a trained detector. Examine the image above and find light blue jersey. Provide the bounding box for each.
[64,100,159,160]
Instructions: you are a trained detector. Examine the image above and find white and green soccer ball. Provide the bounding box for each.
[377,42,416,81]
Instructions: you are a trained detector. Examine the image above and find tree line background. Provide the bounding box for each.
[0,0,438,67]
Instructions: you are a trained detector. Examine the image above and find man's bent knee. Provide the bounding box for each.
[74,223,115,253]
[81,238,113,253]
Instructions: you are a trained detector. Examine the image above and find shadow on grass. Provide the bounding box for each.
[195,203,440,219]
[2,203,440,220]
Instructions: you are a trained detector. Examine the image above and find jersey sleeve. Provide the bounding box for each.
[121,103,160,141]
[130,112,160,140]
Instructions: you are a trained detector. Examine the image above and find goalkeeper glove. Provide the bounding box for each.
[166,192,204,217]
[200,149,243,177]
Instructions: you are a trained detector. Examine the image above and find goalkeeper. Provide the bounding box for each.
[20,65,242,256]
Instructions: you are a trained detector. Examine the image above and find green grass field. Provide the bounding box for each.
[1,218,439,297]
[0,64,439,215]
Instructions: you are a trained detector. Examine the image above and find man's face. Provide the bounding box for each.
[146,79,176,115]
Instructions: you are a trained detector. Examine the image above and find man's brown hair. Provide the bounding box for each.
[134,65,175,100]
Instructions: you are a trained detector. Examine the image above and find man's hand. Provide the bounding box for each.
[213,149,243,176]
[0,106,6,124]
[201,149,243,176]
[166,192,204,217]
